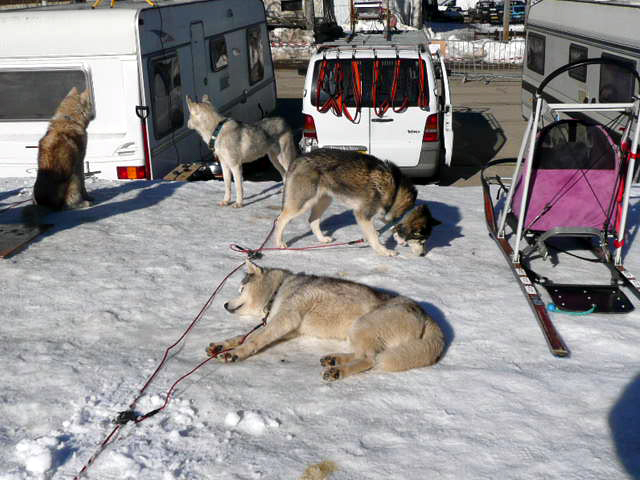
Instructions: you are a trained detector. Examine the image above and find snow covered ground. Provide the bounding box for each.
[1,176,640,479]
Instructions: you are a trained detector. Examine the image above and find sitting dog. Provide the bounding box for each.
[33,87,95,210]
[274,148,417,256]
[186,95,296,208]
[206,261,444,381]
[393,205,442,256]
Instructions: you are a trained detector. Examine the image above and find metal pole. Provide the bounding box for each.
[305,0,316,31]
[502,0,511,42]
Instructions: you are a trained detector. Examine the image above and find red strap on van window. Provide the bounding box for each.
[391,58,409,113]
[343,59,363,123]
[316,60,344,116]
[418,55,428,109]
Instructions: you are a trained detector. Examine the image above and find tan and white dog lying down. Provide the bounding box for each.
[274,148,418,256]
[206,261,445,381]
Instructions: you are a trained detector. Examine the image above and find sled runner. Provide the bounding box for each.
[0,222,52,258]
[481,58,640,357]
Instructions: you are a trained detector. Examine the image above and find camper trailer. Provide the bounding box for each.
[0,0,276,180]
[522,0,640,126]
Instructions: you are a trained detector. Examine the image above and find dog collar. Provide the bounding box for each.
[208,118,229,151]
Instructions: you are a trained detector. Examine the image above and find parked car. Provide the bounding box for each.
[441,6,465,22]
[299,31,454,179]
[472,1,497,23]
[510,3,525,23]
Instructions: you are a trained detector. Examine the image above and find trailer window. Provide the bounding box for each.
[247,25,265,85]
[150,55,184,139]
[568,44,588,82]
[310,58,428,109]
[526,32,545,76]
[0,69,88,121]
[599,54,636,103]
[210,37,228,72]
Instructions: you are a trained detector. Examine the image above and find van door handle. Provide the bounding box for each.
[371,118,393,122]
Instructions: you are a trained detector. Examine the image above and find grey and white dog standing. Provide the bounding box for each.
[275,148,418,256]
[206,260,444,381]
[186,95,296,207]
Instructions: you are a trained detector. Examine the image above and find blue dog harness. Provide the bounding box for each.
[208,118,229,152]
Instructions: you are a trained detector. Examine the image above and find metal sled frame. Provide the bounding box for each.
[482,58,640,357]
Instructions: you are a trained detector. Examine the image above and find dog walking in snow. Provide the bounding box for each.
[206,260,444,381]
[186,95,296,208]
[275,148,441,256]
[32,87,95,210]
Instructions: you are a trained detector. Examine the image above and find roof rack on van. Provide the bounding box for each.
[316,30,430,54]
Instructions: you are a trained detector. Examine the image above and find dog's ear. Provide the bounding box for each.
[431,217,442,226]
[67,86,79,97]
[186,96,194,110]
[202,94,212,104]
[245,259,263,275]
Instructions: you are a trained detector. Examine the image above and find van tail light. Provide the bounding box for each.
[117,166,147,180]
[423,113,439,142]
[303,114,318,139]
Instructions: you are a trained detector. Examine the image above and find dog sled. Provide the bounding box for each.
[481,58,640,357]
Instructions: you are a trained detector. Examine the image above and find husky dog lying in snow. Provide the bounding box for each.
[186,95,296,208]
[274,148,420,256]
[206,261,444,381]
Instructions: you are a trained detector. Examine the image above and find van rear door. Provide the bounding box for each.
[437,51,454,166]
[368,54,427,167]
[309,57,371,153]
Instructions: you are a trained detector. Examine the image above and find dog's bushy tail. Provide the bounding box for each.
[376,322,444,372]
[279,129,297,171]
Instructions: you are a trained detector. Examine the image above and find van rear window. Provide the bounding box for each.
[310,58,428,109]
[0,69,87,121]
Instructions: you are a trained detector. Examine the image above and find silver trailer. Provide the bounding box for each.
[522,0,640,126]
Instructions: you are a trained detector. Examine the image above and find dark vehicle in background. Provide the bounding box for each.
[471,1,498,23]
[510,3,525,23]
[441,5,465,22]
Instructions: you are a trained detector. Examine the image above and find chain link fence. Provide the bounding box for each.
[439,38,525,82]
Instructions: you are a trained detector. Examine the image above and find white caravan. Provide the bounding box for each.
[300,30,454,179]
[0,0,276,180]
[522,0,640,126]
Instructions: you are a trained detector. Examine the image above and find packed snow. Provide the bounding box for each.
[1,175,640,480]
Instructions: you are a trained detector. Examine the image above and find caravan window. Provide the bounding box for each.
[0,69,88,121]
[599,54,636,103]
[210,37,228,72]
[247,25,265,85]
[526,32,545,76]
[568,44,588,82]
[150,54,184,139]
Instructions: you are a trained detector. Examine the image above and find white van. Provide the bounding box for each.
[0,0,276,180]
[299,30,453,179]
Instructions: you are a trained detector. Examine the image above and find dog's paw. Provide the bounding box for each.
[317,234,334,244]
[232,202,244,209]
[320,355,337,367]
[376,248,398,257]
[277,241,289,249]
[218,200,231,207]
[207,342,229,357]
[218,352,239,363]
[323,367,342,382]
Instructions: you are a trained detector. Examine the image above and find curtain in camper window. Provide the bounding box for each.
[210,36,229,72]
[150,54,184,139]
[247,25,265,85]
[0,69,87,120]
[599,54,637,103]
